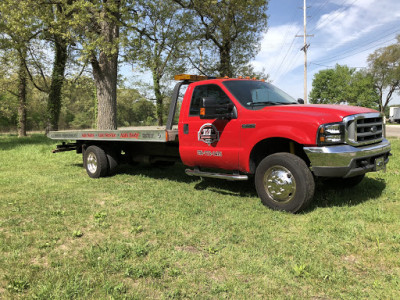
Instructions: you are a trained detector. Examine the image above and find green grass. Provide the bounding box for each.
[1,134,400,299]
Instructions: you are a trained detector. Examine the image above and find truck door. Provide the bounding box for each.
[179,83,240,170]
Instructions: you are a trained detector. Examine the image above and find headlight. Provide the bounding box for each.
[317,123,345,146]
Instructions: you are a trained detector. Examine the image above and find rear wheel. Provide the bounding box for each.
[255,153,315,213]
[84,145,109,178]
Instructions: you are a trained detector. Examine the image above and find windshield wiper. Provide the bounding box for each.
[279,102,298,105]
[246,101,280,106]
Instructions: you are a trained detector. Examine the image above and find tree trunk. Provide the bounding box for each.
[92,3,119,130]
[92,52,118,130]
[377,86,383,113]
[152,70,163,126]
[383,85,397,113]
[47,37,68,131]
[219,43,232,77]
[17,50,27,137]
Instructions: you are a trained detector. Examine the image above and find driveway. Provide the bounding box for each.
[386,125,400,138]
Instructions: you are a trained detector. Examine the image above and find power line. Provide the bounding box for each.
[271,31,299,80]
[275,50,302,82]
[267,10,300,76]
[308,0,358,34]
[309,62,366,69]
[313,29,400,65]
[307,0,331,24]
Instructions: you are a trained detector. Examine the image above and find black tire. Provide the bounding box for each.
[255,153,315,213]
[322,174,365,188]
[84,145,109,178]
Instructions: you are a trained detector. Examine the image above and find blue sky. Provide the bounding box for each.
[253,0,400,104]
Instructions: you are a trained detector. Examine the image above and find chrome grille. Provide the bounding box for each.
[344,113,384,146]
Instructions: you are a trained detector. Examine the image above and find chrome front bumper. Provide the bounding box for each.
[304,139,391,178]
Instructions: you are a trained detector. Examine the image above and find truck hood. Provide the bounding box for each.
[259,104,378,124]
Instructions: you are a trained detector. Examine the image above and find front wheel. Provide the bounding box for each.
[255,153,315,213]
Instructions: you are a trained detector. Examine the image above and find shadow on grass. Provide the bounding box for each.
[307,176,386,212]
[73,161,254,195]
[192,176,386,211]
[0,134,53,150]
[193,177,256,198]
[72,161,199,183]
[70,160,387,212]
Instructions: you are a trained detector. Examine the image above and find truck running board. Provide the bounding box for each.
[185,168,248,181]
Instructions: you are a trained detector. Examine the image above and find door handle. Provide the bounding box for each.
[183,124,189,134]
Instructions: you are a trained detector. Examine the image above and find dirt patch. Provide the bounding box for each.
[30,256,49,268]
[54,229,107,257]
[209,268,228,282]
[174,245,201,254]
[0,279,8,298]
[343,255,358,264]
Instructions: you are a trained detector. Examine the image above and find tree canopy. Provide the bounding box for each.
[309,64,379,109]
[367,35,400,113]
[0,0,271,132]
[125,0,188,125]
[173,0,269,77]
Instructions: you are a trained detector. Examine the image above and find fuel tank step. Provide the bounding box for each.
[185,168,248,181]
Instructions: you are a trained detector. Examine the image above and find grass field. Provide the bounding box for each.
[0,135,399,299]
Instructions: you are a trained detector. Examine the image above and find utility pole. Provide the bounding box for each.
[296,0,313,104]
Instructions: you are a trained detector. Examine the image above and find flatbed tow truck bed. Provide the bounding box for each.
[47,126,179,143]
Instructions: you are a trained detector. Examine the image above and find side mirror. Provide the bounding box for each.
[200,97,234,119]
[297,98,304,104]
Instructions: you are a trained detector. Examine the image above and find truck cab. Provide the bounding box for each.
[177,75,391,212]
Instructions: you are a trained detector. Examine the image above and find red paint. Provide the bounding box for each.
[178,79,377,173]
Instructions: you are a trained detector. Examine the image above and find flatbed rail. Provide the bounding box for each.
[48,127,179,143]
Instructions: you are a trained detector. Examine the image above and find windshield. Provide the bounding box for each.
[222,80,297,109]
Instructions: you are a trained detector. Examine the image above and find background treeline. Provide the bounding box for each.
[1,0,398,135]
[309,35,400,113]
[0,0,269,136]
[0,76,158,132]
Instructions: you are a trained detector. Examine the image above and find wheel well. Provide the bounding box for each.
[78,141,123,159]
[249,138,310,174]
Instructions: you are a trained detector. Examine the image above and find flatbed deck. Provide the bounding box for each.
[48,126,179,143]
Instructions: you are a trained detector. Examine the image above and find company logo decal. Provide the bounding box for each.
[198,123,219,145]
[370,126,378,133]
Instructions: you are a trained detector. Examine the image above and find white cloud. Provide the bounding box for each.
[315,0,400,48]
[252,0,400,99]
[253,23,303,81]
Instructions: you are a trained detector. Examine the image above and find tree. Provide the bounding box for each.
[0,91,18,132]
[59,76,97,129]
[125,0,188,125]
[173,0,269,77]
[347,71,379,109]
[117,90,156,127]
[367,35,400,113]
[0,0,44,137]
[67,0,138,130]
[0,0,80,132]
[39,0,74,131]
[309,64,379,109]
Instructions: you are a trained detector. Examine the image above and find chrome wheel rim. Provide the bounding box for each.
[87,152,98,174]
[263,165,296,203]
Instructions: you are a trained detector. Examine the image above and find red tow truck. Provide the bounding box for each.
[48,74,391,212]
